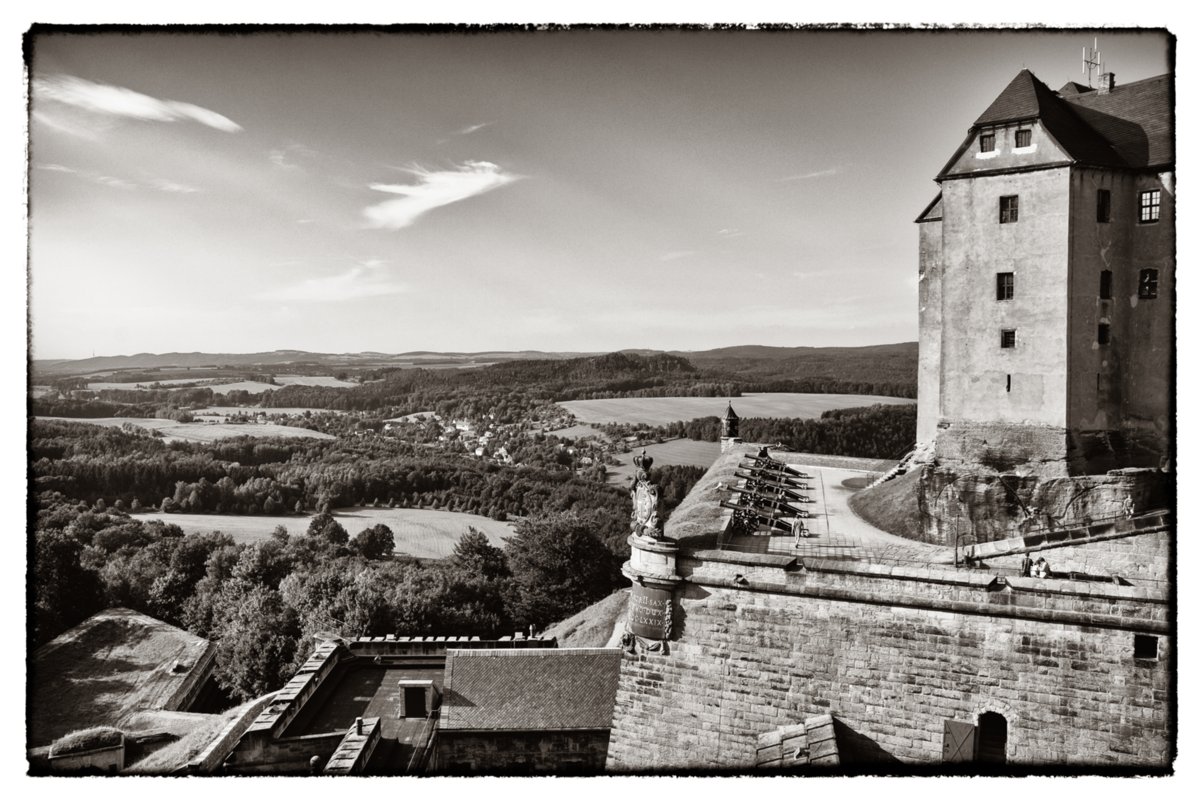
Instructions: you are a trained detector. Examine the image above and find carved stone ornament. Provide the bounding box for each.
[629,449,662,538]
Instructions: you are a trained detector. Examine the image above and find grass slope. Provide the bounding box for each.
[845,465,931,543]
[543,589,628,648]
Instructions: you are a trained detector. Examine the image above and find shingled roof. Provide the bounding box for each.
[1062,74,1173,168]
[970,69,1127,170]
[439,648,622,732]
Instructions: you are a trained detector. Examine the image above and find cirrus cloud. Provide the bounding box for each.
[363,160,522,231]
[33,74,242,133]
[260,260,407,303]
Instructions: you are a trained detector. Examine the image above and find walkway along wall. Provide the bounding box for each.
[606,547,1171,771]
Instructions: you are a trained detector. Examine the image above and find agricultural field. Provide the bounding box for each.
[558,392,915,426]
[274,374,357,388]
[144,507,514,559]
[31,385,55,399]
[199,406,345,416]
[547,424,604,440]
[606,438,722,484]
[36,416,335,443]
[86,377,218,390]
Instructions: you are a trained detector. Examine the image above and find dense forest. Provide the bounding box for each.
[32,495,627,702]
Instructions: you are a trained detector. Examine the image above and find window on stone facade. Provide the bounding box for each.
[999,195,1019,224]
[1006,374,1012,393]
[979,132,995,153]
[1000,329,1016,349]
[1097,323,1111,345]
[1015,129,1032,148]
[1097,189,1112,222]
[1139,189,1161,223]
[996,272,1014,300]
[1099,270,1112,300]
[1134,634,1159,660]
[1138,268,1159,299]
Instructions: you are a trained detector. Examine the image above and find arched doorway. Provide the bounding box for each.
[977,711,1008,764]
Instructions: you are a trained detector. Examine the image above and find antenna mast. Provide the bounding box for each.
[1082,38,1104,88]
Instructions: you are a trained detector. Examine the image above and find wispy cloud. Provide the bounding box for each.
[717,228,746,239]
[36,163,134,190]
[456,122,492,136]
[260,260,407,303]
[363,161,522,230]
[778,168,840,182]
[149,178,201,194]
[33,74,242,133]
[659,251,696,262]
[37,163,200,194]
[269,142,318,170]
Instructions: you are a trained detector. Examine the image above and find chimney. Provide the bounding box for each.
[1098,73,1116,94]
[355,717,364,735]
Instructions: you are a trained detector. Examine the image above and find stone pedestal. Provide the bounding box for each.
[622,534,683,643]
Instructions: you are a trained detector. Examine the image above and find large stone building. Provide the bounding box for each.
[915,69,1174,544]
[602,68,1174,773]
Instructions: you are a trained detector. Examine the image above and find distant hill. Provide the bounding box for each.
[31,349,600,377]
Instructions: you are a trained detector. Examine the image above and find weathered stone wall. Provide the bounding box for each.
[1066,167,1173,464]
[607,556,1170,771]
[939,167,1072,431]
[434,730,610,773]
[917,210,943,445]
[983,530,1169,585]
[918,458,1168,545]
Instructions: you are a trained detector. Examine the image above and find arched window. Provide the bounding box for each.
[977,711,1008,764]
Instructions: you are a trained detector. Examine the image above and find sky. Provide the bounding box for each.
[26,27,1172,359]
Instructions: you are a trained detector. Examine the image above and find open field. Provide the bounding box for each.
[199,406,345,416]
[274,374,357,388]
[207,381,283,394]
[547,424,604,440]
[142,507,514,558]
[36,416,334,442]
[559,392,915,426]
[87,377,218,390]
[607,438,722,484]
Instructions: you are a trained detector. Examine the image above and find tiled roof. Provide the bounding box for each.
[440,648,622,731]
[1062,74,1173,168]
[972,69,1126,169]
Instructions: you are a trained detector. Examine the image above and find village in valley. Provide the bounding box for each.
[24,27,1176,778]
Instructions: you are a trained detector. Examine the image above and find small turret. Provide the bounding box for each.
[720,402,741,452]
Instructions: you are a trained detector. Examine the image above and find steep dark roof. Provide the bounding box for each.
[1062,74,1173,168]
[972,69,1126,169]
[1057,81,1093,96]
[723,402,739,421]
[440,648,622,731]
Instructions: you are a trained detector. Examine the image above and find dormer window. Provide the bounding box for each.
[1014,129,1032,148]
[979,133,995,153]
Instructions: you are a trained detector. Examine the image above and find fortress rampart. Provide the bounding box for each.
[607,543,1171,771]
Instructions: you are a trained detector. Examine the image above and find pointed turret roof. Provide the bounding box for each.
[722,401,739,420]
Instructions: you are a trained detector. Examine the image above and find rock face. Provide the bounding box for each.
[915,419,1171,546]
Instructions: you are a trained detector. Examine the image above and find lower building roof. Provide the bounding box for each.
[439,648,622,732]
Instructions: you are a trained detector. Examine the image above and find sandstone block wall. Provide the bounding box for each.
[607,558,1171,771]
[434,730,610,773]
